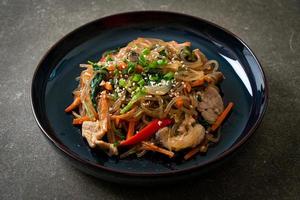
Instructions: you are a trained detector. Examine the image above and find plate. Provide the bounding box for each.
[31,11,268,184]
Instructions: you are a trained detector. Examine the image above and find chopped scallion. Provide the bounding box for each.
[132,74,142,82]
[163,72,174,80]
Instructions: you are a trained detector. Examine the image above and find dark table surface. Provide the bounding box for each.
[1,0,299,199]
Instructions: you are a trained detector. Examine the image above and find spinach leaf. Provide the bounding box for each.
[90,70,108,109]
[198,117,210,129]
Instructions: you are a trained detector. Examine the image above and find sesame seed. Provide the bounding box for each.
[100,80,105,86]
[158,121,162,126]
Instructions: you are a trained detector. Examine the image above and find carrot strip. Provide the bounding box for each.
[141,142,174,158]
[126,121,135,139]
[115,118,121,127]
[72,116,90,125]
[175,97,184,108]
[107,65,115,71]
[204,76,213,83]
[65,97,81,112]
[111,107,137,120]
[184,147,200,160]
[211,102,234,132]
[104,82,113,91]
[190,79,205,87]
[97,91,109,133]
[118,62,127,70]
[185,82,192,93]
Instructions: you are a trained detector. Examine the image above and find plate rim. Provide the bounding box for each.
[31,10,269,177]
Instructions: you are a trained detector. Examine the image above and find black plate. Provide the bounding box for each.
[31,11,268,184]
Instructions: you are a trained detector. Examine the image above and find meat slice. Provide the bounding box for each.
[198,86,224,124]
[82,121,118,156]
[95,141,118,156]
[156,115,205,151]
[82,121,105,148]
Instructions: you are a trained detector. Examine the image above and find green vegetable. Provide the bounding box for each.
[157,59,168,66]
[163,72,174,80]
[120,89,145,114]
[90,72,107,109]
[87,61,108,73]
[127,62,136,74]
[159,49,168,57]
[138,55,148,67]
[132,74,142,82]
[149,74,160,81]
[106,57,113,61]
[113,69,119,75]
[115,129,125,140]
[198,117,210,129]
[181,47,197,62]
[127,67,134,74]
[88,61,95,65]
[138,79,145,86]
[148,61,158,69]
[142,48,150,55]
[111,92,118,100]
[121,68,128,75]
[113,141,120,147]
[119,78,126,87]
[88,61,101,71]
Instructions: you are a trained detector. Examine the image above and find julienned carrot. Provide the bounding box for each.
[104,82,113,91]
[184,147,200,160]
[111,107,137,120]
[118,62,127,70]
[190,79,205,87]
[141,142,174,158]
[65,97,81,112]
[115,118,120,126]
[211,102,234,132]
[72,116,90,125]
[127,121,135,139]
[185,82,192,93]
[107,65,115,71]
[97,91,109,132]
[175,97,184,108]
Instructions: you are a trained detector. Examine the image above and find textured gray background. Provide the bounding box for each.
[0,0,299,199]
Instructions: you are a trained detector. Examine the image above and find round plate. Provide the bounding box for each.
[31,11,268,184]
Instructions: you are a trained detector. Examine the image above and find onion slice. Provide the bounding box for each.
[144,84,171,95]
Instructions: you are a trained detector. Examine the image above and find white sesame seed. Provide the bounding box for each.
[158,121,162,126]
[100,80,105,86]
